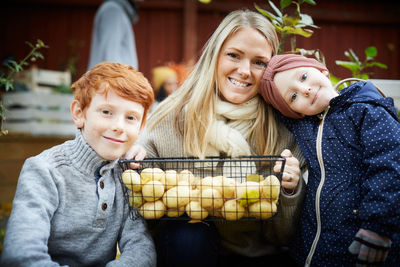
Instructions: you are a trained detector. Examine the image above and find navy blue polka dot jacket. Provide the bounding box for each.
[280,81,400,266]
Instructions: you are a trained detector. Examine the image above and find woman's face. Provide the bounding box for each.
[217,27,272,104]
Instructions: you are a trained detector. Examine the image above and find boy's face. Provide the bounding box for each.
[71,89,144,161]
[274,66,338,116]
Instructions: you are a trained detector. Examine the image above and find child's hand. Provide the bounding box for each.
[349,228,391,266]
[122,144,146,169]
[273,149,300,193]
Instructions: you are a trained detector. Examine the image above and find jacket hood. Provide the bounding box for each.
[333,81,398,120]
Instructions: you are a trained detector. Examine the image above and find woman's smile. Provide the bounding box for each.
[229,77,250,88]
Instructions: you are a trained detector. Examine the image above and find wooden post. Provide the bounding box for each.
[183,0,197,63]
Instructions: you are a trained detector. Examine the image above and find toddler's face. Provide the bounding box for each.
[274,66,338,116]
[74,89,144,160]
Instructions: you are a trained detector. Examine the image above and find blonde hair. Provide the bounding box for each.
[148,10,284,158]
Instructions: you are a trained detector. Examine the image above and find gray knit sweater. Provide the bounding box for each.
[1,131,156,267]
[138,111,306,257]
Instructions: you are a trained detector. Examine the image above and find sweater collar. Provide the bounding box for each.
[66,130,119,179]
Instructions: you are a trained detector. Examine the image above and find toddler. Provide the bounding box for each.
[259,54,400,266]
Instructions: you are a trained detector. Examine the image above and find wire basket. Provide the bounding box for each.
[118,156,286,221]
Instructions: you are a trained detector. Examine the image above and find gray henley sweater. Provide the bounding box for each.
[1,131,156,266]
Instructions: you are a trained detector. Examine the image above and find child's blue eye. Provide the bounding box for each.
[301,73,307,81]
[291,92,298,102]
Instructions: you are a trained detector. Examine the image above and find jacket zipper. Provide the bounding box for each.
[305,107,330,267]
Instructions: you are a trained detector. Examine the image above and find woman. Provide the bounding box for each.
[136,9,305,267]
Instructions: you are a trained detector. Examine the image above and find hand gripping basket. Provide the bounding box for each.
[119,156,286,221]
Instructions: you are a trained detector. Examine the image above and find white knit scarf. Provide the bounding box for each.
[207,97,258,156]
[205,97,259,180]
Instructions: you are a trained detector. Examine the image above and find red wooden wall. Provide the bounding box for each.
[1,0,399,86]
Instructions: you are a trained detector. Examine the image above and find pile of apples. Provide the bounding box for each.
[121,168,280,221]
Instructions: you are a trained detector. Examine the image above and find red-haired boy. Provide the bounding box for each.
[1,62,156,266]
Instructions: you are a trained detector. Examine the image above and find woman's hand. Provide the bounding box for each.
[122,144,146,169]
[273,149,300,193]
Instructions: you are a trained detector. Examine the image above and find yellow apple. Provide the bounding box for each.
[221,199,245,221]
[121,169,142,192]
[186,201,208,220]
[142,180,165,202]
[248,200,277,219]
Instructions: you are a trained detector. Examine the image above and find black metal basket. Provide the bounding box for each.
[118,156,286,221]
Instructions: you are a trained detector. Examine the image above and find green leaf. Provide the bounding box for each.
[269,0,283,17]
[365,56,373,62]
[365,46,377,58]
[198,0,212,4]
[282,26,313,37]
[274,25,284,33]
[255,5,283,25]
[302,0,316,5]
[296,23,318,29]
[348,49,360,64]
[5,81,14,91]
[36,39,48,48]
[254,4,267,15]
[15,64,23,71]
[344,51,351,60]
[335,60,361,72]
[283,15,301,26]
[37,39,45,47]
[360,73,369,80]
[267,11,283,24]
[374,62,388,69]
[33,51,44,59]
[25,41,34,49]
[365,62,388,69]
[7,60,18,70]
[299,14,315,26]
[280,0,292,9]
